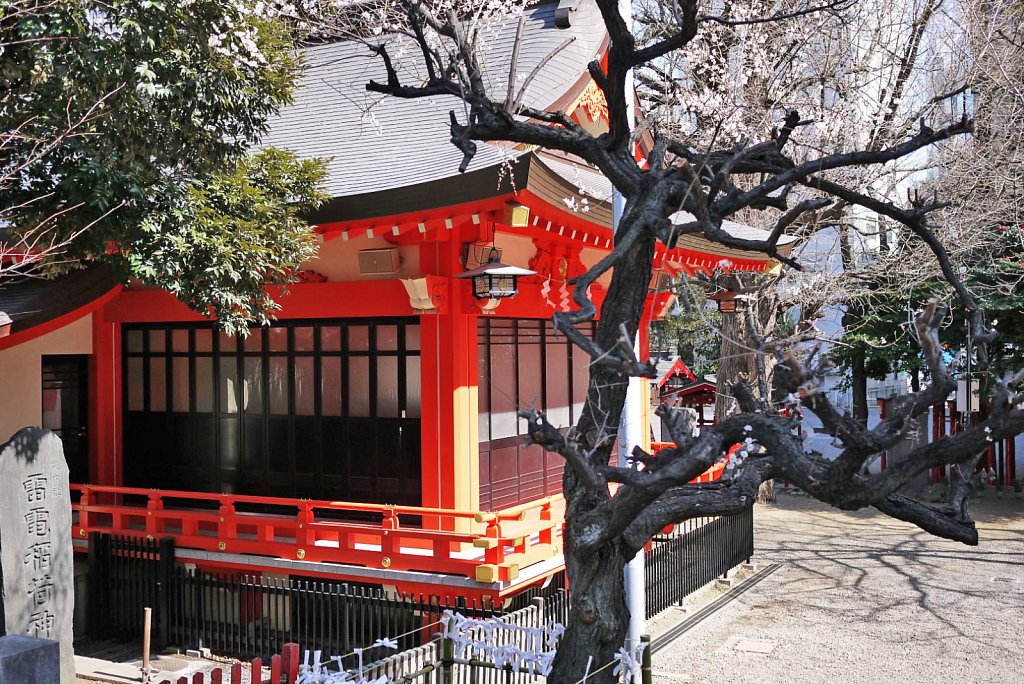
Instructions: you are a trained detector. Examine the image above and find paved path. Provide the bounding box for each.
[652,491,1024,684]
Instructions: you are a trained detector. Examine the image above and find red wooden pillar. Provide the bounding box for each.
[89,301,122,486]
[931,402,945,482]
[420,312,479,513]
[419,222,481,518]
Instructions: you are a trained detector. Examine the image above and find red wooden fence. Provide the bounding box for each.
[157,643,299,684]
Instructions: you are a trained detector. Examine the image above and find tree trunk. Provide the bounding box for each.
[751,291,778,505]
[839,225,869,427]
[548,200,657,683]
[715,307,750,424]
[549,540,630,683]
[850,346,869,427]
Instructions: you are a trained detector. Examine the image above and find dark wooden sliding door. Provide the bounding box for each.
[122,319,422,505]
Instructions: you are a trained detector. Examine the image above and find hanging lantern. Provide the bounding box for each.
[709,290,741,313]
[455,252,535,299]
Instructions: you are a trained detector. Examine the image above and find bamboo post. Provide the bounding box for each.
[640,634,652,684]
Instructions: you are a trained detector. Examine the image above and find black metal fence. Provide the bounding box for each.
[87,533,175,641]
[644,509,754,619]
[89,533,566,662]
[166,570,499,662]
[88,507,749,662]
[359,591,572,684]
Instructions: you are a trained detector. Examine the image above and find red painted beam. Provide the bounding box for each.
[317,198,510,243]
[105,280,418,323]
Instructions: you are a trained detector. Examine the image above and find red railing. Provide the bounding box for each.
[71,484,563,584]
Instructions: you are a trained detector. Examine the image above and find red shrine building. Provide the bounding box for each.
[0,0,781,604]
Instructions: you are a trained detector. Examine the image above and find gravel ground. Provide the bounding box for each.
[651,490,1024,684]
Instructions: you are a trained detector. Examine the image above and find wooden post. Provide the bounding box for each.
[271,654,281,683]
[441,636,454,684]
[90,303,123,487]
[640,634,652,684]
[419,227,481,525]
[249,657,261,684]
[282,643,300,684]
[143,606,153,676]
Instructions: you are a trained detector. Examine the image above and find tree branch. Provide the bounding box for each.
[518,409,609,496]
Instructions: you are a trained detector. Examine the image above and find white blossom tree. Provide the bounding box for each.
[302,1,1024,680]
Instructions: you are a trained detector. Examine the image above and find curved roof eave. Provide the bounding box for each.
[526,153,797,264]
[310,150,796,270]
[0,264,121,352]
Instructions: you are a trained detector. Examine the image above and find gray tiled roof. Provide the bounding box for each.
[262,0,606,198]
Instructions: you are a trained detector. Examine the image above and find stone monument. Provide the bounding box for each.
[0,428,76,684]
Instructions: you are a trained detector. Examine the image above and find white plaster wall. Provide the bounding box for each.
[493,232,536,269]
[0,315,92,443]
[302,234,420,281]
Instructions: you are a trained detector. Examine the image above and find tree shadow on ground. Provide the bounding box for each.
[744,494,1023,658]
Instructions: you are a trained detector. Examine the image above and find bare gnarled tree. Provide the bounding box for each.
[312,0,1024,679]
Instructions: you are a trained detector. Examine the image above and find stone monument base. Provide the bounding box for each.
[0,635,60,683]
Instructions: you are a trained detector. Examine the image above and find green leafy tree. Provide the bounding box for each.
[1,0,324,326]
[128,149,328,333]
[650,283,721,376]
[835,224,1024,388]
